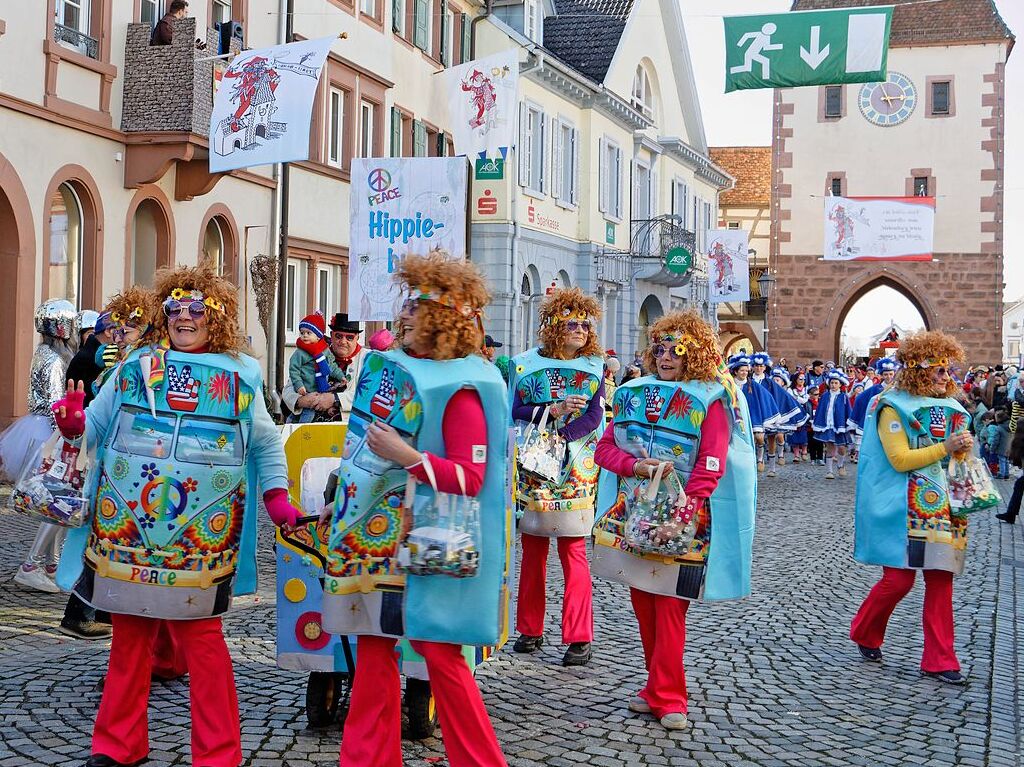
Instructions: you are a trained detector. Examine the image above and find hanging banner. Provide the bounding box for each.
[823,196,934,261]
[724,7,892,92]
[349,158,469,321]
[707,230,750,304]
[209,36,335,173]
[442,50,519,158]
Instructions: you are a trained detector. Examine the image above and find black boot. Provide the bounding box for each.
[512,634,544,653]
[996,512,1017,524]
[856,644,882,662]
[562,641,592,666]
[84,756,147,767]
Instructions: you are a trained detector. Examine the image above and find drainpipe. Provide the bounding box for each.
[470,0,493,60]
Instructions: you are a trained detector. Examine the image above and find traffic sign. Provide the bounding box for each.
[665,246,692,275]
[724,7,892,92]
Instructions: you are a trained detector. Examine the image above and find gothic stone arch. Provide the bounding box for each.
[768,257,999,365]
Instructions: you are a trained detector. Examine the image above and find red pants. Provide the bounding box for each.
[92,614,242,767]
[152,620,189,680]
[516,534,593,643]
[630,588,689,717]
[850,567,959,673]
[339,635,506,767]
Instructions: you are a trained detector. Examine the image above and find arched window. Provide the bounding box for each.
[47,183,84,307]
[631,64,654,121]
[131,198,171,287]
[203,217,225,273]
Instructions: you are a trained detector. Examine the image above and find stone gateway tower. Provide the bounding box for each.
[769,0,1014,363]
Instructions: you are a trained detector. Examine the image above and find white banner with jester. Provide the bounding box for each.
[209,36,335,173]
[823,196,935,261]
[707,229,750,304]
[348,158,469,321]
[442,50,519,159]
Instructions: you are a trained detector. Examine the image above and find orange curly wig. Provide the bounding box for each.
[537,287,602,359]
[104,286,159,346]
[396,252,490,361]
[895,330,965,398]
[642,310,723,381]
[151,263,249,356]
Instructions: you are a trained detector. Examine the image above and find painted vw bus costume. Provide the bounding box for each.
[593,372,755,722]
[850,387,971,676]
[594,378,756,600]
[321,349,509,643]
[54,278,294,767]
[510,348,604,655]
[322,349,510,767]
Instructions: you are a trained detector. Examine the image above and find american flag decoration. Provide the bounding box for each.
[547,369,567,400]
[644,386,665,423]
[928,407,946,440]
[370,369,397,419]
[166,365,201,413]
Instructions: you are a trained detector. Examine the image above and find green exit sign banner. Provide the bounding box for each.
[724,6,892,92]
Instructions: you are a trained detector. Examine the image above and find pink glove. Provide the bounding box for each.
[52,388,86,439]
[264,488,299,528]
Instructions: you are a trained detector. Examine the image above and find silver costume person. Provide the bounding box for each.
[7,300,77,594]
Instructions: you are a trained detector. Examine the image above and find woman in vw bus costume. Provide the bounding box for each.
[321,254,510,767]
[509,287,605,666]
[593,311,756,730]
[850,331,973,685]
[54,264,299,767]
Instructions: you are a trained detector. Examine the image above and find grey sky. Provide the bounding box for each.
[682,0,1021,342]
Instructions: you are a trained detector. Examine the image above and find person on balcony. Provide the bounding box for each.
[150,0,207,50]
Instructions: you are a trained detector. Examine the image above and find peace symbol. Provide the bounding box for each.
[367,169,391,193]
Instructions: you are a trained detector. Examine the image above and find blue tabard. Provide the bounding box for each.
[57,349,265,619]
[849,382,885,434]
[741,377,780,434]
[755,374,805,432]
[854,389,970,574]
[593,377,756,601]
[509,348,604,537]
[321,350,511,647]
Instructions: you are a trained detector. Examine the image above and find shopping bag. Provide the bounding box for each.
[9,431,90,527]
[947,452,1002,514]
[517,406,566,482]
[397,454,481,578]
[624,461,696,556]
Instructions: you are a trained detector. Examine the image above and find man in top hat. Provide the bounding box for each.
[282,312,367,422]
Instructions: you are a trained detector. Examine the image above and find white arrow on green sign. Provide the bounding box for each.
[724,6,893,92]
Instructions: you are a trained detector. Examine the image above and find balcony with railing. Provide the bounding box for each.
[629,215,704,288]
[120,17,236,199]
[54,22,99,59]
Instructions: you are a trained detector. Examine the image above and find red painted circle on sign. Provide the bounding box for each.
[295,611,332,650]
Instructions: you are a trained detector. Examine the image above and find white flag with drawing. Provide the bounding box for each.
[209,36,335,173]
[708,230,750,304]
[442,50,519,158]
[823,196,935,261]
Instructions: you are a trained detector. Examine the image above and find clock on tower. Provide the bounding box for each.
[858,71,918,127]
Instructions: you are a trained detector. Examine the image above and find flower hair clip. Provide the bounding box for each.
[655,333,700,357]
[545,309,591,326]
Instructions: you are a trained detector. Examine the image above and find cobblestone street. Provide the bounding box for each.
[1,463,1022,767]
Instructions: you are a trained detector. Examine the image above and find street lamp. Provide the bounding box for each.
[757,270,776,353]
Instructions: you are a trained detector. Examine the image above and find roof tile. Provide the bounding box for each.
[543,0,635,83]
[710,147,772,207]
[789,0,1014,48]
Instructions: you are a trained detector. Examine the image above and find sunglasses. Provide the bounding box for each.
[565,320,592,332]
[163,299,207,319]
[652,344,683,359]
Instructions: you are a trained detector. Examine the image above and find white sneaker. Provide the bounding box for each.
[660,713,689,730]
[825,472,835,480]
[778,456,786,466]
[628,696,651,714]
[14,565,60,593]
[838,466,847,477]
[767,469,777,477]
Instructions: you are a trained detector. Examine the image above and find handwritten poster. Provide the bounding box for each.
[823,196,935,261]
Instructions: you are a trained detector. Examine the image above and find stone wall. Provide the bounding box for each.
[121,18,225,135]
[767,253,1003,364]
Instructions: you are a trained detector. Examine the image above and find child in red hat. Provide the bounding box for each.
[289,312,346,421]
